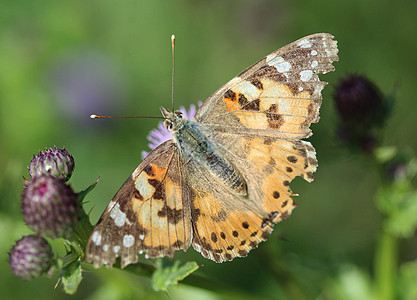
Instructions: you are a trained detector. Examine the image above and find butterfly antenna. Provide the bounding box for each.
[171,34,175,112]
[90,114,164,119]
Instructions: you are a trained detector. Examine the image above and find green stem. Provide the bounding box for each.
[374,227,397,300]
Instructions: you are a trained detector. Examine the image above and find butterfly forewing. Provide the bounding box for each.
[86,141,192,268]
[195,33,338,140]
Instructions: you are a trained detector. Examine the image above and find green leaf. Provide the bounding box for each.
[374,146,398,164]
[70,177,99,252]
[77,177,100,203]
[151,258,199,292]
[61,257,82,295]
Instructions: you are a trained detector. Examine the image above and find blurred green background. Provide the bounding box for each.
[1,0,416,299]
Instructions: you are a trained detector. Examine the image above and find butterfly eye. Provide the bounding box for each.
[174,111,183,118]
[164,120,173,130]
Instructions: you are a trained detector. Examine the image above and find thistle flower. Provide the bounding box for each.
[141,103,201,159]
[22,175,80,239]
[9,235,54,280]
[49,51,125,126]
[334,75,386,125]
[334,75,388,152]
[29,147,75,182]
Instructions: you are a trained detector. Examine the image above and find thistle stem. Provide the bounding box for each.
[374,227,397,300]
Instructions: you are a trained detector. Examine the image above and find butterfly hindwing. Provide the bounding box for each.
[86,141,192,268]
[186,159,273,262]
[185,134,318,262]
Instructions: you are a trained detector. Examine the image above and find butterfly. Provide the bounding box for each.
[86,33,339,268]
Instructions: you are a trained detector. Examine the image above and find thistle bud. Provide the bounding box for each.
[9,235,54,280]
[29,147,75,182]
[334,75,388,152]
[22,175,80,239]
[334,75,386,125]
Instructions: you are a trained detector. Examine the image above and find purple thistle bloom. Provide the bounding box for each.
[141,102,201,159]
[9,235,54,280]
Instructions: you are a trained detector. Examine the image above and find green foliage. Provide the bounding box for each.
[151,258,199,292]
[377,182,417,238]
[60,257,82,295]
[323,265,376,300]
[398,261,417,300]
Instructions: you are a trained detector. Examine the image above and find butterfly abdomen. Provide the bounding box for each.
[175,120,247,195]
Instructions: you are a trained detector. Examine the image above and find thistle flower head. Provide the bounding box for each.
[29,147,75,182]
[141,103,201,159]
[334,75,386,126]
[9,235,54,280]
[334,75,388,152]
[22,175,80,239]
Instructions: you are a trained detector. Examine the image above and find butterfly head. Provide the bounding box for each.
[160,107,185,132]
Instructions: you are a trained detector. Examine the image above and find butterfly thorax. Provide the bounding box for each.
[161,107,247,196]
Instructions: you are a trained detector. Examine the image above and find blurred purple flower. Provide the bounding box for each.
[49,50,125,125]
[141,102,201,159]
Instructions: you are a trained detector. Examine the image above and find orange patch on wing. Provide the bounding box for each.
[221,79,319,136]
[260,173,296,221]
[222,89,240,112]
[234,111,270,129]
[191,188,272,262]
[131,162,189,257]
[241,137,318,222]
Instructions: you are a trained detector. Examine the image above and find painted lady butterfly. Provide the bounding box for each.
[86,33,339,268]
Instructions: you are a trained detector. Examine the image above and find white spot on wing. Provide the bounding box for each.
[109,202,120,219]
[194,244,202,252]
[139,234,145,240]
[276,61,291,73]
[114,210,126,227]
[266,53,277,62]
[92,231,102,246]
[298,39,312,48]
[268,56,292,73]
[311,61,318,68]
[298,86,304,92]
[113,245,120,253]
[300,70,313,82]
[135,173,156,199]
[311,50,318,56]
[106,200,117,213]
[123,234,135,248]
[109,202,126,227]
[103,244,109,252]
